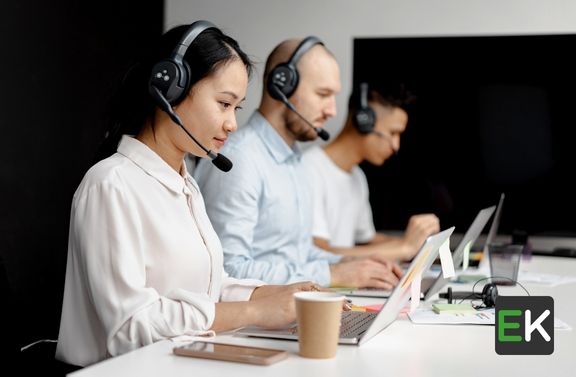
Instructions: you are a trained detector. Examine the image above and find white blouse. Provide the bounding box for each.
[56,136,263,366]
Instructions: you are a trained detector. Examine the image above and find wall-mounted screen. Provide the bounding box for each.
[354,34,576,250]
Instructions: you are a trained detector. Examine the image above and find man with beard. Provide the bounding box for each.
[195,37,402,289]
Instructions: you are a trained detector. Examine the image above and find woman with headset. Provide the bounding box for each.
[56,21,320,367]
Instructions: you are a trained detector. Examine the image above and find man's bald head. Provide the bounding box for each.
[259,37,340,145]
[263,38,334,91]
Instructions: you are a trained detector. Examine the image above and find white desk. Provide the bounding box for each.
[69,256,576,377]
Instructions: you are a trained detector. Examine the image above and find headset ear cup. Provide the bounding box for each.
[481,284,490,307]
[482,283,498,307]
[354,107,376,134]
[267,63,299,100]
[266,69,284,101]
[171,60,191,106]
[149,59,188,105]
[490,284,499,307]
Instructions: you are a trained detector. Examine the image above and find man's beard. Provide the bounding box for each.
[286,118,317,142]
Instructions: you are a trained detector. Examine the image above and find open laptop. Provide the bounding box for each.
[478,193,505,273]
[339,205,497,299]
[422,204,496,300]
[236,227,454,346]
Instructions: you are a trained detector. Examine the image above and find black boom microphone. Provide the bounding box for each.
[150,86,233,172]
[275,90,330,141]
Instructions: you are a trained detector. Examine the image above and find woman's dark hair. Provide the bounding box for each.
[95,23,253,162]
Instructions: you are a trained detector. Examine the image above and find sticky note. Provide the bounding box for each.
[351,304,383,312]
[438,238,455,278]
[410,271,422,313]
[364,304,383,312]
[432,303,476,314]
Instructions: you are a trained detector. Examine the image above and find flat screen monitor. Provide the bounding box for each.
[353,34,576,252]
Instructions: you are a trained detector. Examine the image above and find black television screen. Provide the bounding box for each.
[353,34,576,251]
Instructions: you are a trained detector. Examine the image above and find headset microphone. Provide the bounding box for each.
[275,89,330,141]
[149,86,233,172]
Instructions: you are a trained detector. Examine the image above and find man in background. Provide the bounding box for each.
[195,39,402,290]
[303,82,440,261]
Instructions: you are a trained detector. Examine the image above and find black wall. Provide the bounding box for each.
[1,1,164,348]
[354,35,576,238]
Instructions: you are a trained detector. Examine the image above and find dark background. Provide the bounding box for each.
[354,34,576,240]
[1,1,164,357]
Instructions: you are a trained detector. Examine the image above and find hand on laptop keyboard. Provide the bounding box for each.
[330,256,402,289]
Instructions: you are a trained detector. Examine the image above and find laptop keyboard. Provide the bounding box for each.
[238,311,378,339]
[340,311,377,338]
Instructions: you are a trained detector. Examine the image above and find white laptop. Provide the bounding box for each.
[339,205,497,299]
[422,204,496,300]
[235,227,454,346]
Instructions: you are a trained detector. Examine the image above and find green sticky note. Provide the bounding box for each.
[432,303,476,314]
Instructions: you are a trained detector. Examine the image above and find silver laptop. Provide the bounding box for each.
[235,227,455,346]
[332,264,432,298]
[422,204,496,300]
[339,205,497,299]
[478,193,505,272]
[333,286,393,298]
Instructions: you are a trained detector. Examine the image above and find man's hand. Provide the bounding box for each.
[329,256,403,289]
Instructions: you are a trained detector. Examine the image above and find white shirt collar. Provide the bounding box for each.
[117,135,188,195]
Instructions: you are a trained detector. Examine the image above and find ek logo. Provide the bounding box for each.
[495,296,554,355]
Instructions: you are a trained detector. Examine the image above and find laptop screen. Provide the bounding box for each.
[360,226,454,345]
[479,193,505,271]
[424,205,497,300]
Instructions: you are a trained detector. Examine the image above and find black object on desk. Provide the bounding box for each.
[532,248,576,258]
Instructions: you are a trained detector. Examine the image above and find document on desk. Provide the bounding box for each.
[408,307,572,330]
[408,307,495,325]
[518,271,576,287]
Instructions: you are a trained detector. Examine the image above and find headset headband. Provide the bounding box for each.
[360,82,369,109]
[172,20,217,64]
[287,36,323,68]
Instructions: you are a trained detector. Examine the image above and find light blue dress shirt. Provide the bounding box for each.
[194,111,342,286]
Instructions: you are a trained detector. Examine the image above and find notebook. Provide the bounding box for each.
[235,227,455,346]
[422,203,497,300]
[340,205,497,299]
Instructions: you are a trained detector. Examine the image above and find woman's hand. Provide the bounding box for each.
[248,282,316,328]
[213,282,350,332]
[249,282,350,328]
[249,281,319,300]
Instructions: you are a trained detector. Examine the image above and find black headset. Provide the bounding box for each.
[440,276,530,309]
[353,82,376,134]
[146,21,233,172]
[440,283,499,308]
[149,20,216,105]
[479,283,499,308]
[267,36,324,101]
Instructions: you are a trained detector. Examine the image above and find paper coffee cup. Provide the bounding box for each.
[294,291,344,359]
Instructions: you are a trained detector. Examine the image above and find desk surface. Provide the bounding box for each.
[70,256,576,377]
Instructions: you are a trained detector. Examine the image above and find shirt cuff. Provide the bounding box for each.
[220,278,265,302]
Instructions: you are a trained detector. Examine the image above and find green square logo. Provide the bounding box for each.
[495,296,554,355]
